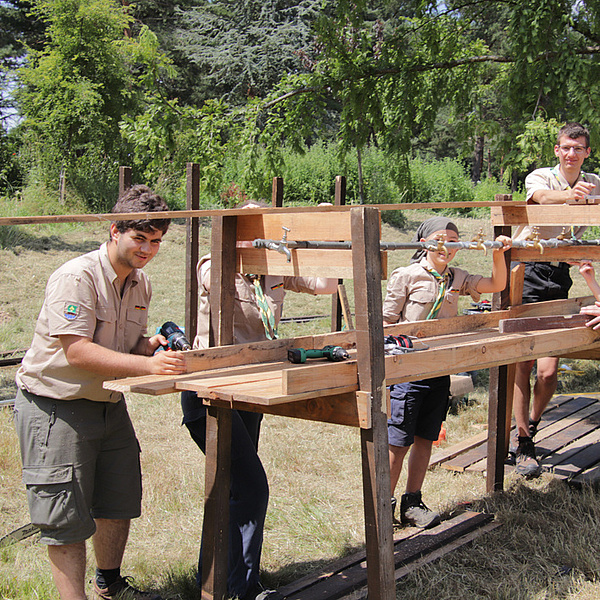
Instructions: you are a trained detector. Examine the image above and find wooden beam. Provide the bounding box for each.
[491,203,600,227]
[118,166,132,197]
[499,313,590,333]
[185,163,200,343]
[512,247,600,262]
[331,175,347,332]
[271,177,284,207]
[351,206,395,600]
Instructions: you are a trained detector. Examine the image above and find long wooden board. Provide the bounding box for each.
[490,204,600,227]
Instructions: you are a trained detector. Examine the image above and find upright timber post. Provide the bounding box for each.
[118,166,132,197]
[201,215,237,600]
[185,163,200,343]
[486,193,513,492]
[272,177,284,207]
[331,176,346,332]
[351,206,395,599]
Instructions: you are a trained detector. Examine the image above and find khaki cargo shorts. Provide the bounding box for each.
[14,388,142,545]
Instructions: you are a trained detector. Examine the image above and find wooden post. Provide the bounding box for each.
[486,193,513,492]
[185,163,200,343]
[272,177,284,207]
[118,166,132,197]
[201,215,237,600]
[331,176,347,332]
[351,206,395,600]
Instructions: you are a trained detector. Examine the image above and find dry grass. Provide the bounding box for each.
[2,211,600,599]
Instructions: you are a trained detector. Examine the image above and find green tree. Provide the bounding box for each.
[16,0,169,207]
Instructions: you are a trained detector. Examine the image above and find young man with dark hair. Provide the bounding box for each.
[512,122,600,477]
[14,184,186,600]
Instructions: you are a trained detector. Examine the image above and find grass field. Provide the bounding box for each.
[2,210,600,599]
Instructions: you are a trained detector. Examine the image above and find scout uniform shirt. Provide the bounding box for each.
[515,166,600,242]
[383,257,483,323]
[16,242,150,403]
[193,255,324,348]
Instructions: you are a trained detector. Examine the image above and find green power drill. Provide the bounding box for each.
[287,345,349,364]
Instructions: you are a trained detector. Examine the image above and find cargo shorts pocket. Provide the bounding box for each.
[22,465,78,530]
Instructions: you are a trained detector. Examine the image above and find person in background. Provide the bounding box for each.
[181,203,338,600]
[14,185,187,600]
[383,216,511,528]
[512,122,600,478]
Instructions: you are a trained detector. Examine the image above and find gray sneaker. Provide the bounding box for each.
[515,436,542,478]
[400,491,440,529]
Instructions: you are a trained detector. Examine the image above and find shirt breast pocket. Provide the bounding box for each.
[126,308,147,326]
[97,308,116,324]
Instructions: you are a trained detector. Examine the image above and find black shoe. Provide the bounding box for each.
[529,418,540,439]
[93,576,162,600]
[515,436,542,478]
[391,496,402,525]
[400,491,440,529]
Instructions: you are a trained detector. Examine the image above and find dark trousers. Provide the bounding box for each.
[181,390,269,600]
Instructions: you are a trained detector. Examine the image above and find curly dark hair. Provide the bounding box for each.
[558,122,590,147]
[111,184,170,235]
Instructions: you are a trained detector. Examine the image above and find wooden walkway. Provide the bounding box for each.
[430,393,600,486]
[277,511,499,600]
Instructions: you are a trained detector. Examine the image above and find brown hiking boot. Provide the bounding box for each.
[93,576,162,600]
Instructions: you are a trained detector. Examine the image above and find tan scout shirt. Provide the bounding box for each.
[16,243,150,402]
[514,167,600,242]
[193,256,323,348]
[383,258,483,323]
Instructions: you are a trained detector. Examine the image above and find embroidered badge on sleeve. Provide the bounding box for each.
[64,303,80,320]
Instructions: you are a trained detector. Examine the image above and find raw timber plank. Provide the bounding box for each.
[236,247,376,279]
[541,427,600,474]
[490,204,600,227]
[236,211,354,243]
[282,360,358,395]
[279,512,495,600]
[547,432,600,480]
[203,392,363,427]
[498,313,590,333]
[429,431,488,468]
[536,408,600,458]
[463,395,595,473]
[571,462,600,486]
[512,247,600,262]
[385,326,600,385]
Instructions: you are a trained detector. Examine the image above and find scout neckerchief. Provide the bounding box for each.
[247,275,279,340]
[552,165,583,238]
[423,264,450,320]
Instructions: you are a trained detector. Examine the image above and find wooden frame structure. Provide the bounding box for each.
[106,197,600,599]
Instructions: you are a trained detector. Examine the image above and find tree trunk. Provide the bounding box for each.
[472,135,484,183]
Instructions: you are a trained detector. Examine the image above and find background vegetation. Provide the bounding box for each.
[2,0,600,212]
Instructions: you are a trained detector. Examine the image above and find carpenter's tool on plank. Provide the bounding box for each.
[498,314,592,334]
[287,345,349,364]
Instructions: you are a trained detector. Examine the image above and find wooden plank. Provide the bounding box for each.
[490,204,600,227]
[385,326,600,385]
[498,313,590,333]
[271,176,283,207]
[512,246,600,262]
[280,512,494,600]
[535,408,600,458]
[351,206,395,600]
[236,247,387,279]
[236,211,354,242]
[546,428,600,479]
[571,462,600,486]
[203,392,364,427]
[282,361,358,395]
[185,163,200,343]
[430,431,488,468]
[463,395,597,473]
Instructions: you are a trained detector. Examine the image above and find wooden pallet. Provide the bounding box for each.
[276,511,499,600]
[431,393,600,486]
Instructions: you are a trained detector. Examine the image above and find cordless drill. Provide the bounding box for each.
[287,345,349,364]
[159,321,192,351]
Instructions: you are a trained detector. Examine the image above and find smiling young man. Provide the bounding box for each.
[512,122,600,478]
[14,185,187,600]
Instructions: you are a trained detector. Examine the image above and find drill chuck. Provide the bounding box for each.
[159,321,192,351]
